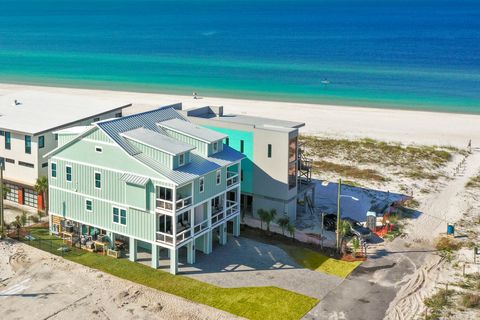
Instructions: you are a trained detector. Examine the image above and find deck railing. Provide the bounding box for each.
[156,231,174,244]
[226,171,239,187]
[211,211,225,226]
[176,228,192,244]
[156,199,173,211]
[226,200,239,217]
[176,196,192,210]
[194,219,209,234]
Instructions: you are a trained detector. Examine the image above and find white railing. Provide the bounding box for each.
[194,219,209,234]
[176,228,192,244]
[226,171,239,186]
[226,200,239,217]
[156,231,174,244]
[176,196,192,210]
[156,199,173,211]
[211,211,225,226]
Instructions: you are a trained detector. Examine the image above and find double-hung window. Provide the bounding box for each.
[178,153,185,166]
[85,199,93,212]
[113,207,127,225]
[51,162,57,178]
[25,135,31,154]
[66,166,72,182]
[216,170,221,185]
[199,177,205,193]
[4,132,11,150]
[95,172,101,189]
[38,136,45,149]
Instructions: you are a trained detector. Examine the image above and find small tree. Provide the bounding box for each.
[277,216,290,236]
[351,237,360,257]
[20,212,28,227]
[257,209,269,230]
[264,209,277,234]
[338,219,352,255]
[287,223,296,240]
[34,176,49,213]
[12,215,22,239]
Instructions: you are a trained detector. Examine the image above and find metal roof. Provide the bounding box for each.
[158,118,227,143]
[122,127,194,156]
[0,90,129,134]
[97,106,244,185]
[54,126,93,135]
[120,173,150,186]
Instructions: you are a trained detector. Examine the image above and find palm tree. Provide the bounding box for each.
[277,216,290,236]
[264,209,277,234]
[338,219,352,255]
[287,223,296,240]
[34,176,48,213]
[257,209,269,230]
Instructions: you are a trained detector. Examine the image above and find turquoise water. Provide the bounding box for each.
[1,0,479,113]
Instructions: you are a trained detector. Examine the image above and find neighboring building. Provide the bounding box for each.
[46,105,244,274]
[184,106,314,222]
[0,91,129,209]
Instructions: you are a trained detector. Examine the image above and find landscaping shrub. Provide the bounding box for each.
[435,237,462,252]
[460,293,480,309]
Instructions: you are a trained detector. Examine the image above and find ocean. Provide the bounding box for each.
[1,0,479,114]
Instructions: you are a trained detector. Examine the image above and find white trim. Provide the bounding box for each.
[199,176,205,193]
[212,141,218,153]
[85,198,93,212]
[65,165,72,183]
[95,145,103,153]
[94,171,102,190]
[178,153,185,166]
[49,185,151,213]
[112,205,127,226]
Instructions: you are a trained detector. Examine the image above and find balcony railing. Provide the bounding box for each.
[176,228,192,244]
[156,199,173,211]
[211,211,225,226]
[156,231,174,244]
[194,219,209,234]
[176,196,192,210]
[226,171,239,187]
[226,200,239,217]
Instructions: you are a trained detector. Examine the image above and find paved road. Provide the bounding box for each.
[304,238,432,320]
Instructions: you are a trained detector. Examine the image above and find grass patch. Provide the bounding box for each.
[460,293,480,309]
[435,237,462,252]
[312,160,387,182]
[424,288,455,318]
[466,174,480,188]
[279,244,361,278]
[20,228,318,320]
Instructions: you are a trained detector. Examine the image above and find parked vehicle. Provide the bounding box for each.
[322,215,372,240]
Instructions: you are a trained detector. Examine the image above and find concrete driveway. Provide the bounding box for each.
[180,236,343,300]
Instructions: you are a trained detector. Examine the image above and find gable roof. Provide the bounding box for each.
[158,118,228,143]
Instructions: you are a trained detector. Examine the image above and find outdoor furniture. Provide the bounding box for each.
[94,241,108,255]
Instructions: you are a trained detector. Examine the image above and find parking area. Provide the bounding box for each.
[180,236,343,300]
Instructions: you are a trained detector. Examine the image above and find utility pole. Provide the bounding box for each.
[0,162,4,239]
[336,178,342,252]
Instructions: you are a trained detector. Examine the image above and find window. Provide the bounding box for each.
[25,135,31,154]
[51,162,57,178]
[216,170,221,185]
[95,146,103,153]
[113,207,127,225]
[159,214,172,234]
[241,169,244,181]
[66,166,72,182]
[42,162,48,168]
[0,157,3,168]
[213,141,218,152]
[240,140,245,153]
[178,153,185,166]
[268,144,272,158]
[95,172,101,189]
[85,199,93,212]
[93,117,100,122]
[115,112,122,118]
[54,134,58,141]
[225,137,229,146]
[18,161,34,168]
[0,130,3,136]
[38,136,45,149]
[199,177,205,193]
[156,186,172,201]
[5,132,11,150]
[5,158,14,164]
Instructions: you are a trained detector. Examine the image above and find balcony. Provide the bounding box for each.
[226,200,239,217]
[156,199,173,211]
[156,231,174,244]
[211,211,225,226]
[226,171,239,187]
[194,219,209,234]
[176,195,192,210]
[176,228,192,244]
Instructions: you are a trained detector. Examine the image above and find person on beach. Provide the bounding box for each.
[193,92,198,99]
[467,139,472,152]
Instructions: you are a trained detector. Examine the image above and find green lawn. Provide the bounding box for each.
[280,245,362,278]
[22,228,318,320]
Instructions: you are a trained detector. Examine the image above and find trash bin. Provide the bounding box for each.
[447,224,455,235]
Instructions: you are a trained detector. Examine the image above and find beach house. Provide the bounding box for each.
[0,91,128,209]
[184,106,315,222]
[46,105,244,274]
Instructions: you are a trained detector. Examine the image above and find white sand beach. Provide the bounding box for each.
[1,83,479,148]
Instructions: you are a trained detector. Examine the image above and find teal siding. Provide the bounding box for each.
[49,188,155,242]
[58,134,77,146]
[85,128,114,143]
[172,152,190,169]
[204,126,254,193]
[126,183,147,210]
[193,167,227,203]
[207,140,224,156]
